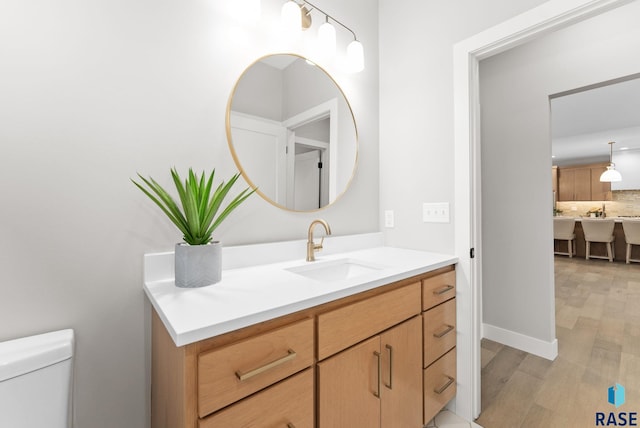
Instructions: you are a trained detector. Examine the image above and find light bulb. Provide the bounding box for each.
[346,40,364,72]
[281,1,301,32]
[318,19,336,58]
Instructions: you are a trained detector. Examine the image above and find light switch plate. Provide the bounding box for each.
[384,210,395,228]
[423,202,450,223]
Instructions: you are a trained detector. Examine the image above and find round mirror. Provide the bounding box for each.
[226,54,358,212]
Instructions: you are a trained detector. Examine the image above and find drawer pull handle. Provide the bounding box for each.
[373,351,381,398]
[384,344,393,390]
[433,285,454,295]
[287,424,296,428]
[235,349,297,381]
[433,324,455,338]
[434,375,455,394]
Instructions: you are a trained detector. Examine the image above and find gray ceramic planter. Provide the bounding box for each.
[174,242,222,288]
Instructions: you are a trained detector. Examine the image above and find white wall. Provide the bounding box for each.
[479,1,640,343]
[613,149,640,190]
[378,0,548,253]
[0,1,378,427]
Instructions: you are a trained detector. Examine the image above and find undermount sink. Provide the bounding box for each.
[286,258,384,281]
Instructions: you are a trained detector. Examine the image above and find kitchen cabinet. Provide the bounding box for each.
[151,264,456,428]
[556,163,611,201]
[317,316,422,428]
[558,167,591,201]
[590,164,612,201]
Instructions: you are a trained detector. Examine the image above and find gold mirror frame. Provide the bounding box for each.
[226,53,358,212]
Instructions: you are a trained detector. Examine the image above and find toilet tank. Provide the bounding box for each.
[0,329,74,428]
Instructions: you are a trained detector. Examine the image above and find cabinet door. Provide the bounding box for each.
[380,316,422,428]
[557,168,575,201]
[591,165,611,201]
[574,168,591,200]
[318,336,381,428]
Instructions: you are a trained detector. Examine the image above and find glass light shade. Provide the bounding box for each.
[281,1,301,32]
[600,165,622,182]
[346,40,364,72]
[318,21,336,57]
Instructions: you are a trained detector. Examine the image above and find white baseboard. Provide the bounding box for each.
[482,323,558,361]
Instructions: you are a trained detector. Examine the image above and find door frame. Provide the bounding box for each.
[452,0,631,420]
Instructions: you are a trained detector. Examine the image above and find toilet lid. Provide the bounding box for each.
[0,329,73,381]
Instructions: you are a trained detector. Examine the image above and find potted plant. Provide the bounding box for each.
[132,168,255,288]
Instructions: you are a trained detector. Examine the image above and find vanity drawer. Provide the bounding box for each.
[198,318,314,417]
[317,282,421,360]
[422,270,456,311]
[423,299,456,367]
[423,348,457,424]
[199,369,314,428]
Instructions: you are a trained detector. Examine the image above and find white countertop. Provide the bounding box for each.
[144,235,457,346]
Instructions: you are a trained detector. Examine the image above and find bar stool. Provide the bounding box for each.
[581,218,615,262]
[553,217,576,257]
[622,219,640,264]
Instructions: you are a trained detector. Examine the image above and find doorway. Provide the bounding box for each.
[453,0,634,420]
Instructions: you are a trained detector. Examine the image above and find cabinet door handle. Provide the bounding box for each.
[235,349,297,381]
[384,344,393,390]
[433,285,454,295]
[373,351,381,398]
[286,424,296,428]
[434,375,455,394]
[433,324,455,338]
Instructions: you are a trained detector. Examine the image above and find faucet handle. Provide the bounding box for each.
[316,236,325,251]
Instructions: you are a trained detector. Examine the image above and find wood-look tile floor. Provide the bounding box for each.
[475,257,640,428]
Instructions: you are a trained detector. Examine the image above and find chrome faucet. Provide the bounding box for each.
[306,219,332,262]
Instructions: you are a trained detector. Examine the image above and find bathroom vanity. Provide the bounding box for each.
[145,235,457,428]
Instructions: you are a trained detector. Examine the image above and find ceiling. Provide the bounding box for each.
[551,76,640,165]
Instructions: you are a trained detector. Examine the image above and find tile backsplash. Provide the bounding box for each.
[555,190,640,217]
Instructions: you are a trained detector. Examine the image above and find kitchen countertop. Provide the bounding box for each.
[144,237,457,347]
[556,216,640,222]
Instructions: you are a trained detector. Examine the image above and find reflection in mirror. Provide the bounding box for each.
[226,54,358,211]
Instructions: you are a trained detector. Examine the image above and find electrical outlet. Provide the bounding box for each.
[423,202,450,223]
[384,210,394,228]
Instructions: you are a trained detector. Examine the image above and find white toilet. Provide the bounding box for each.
[0,329,74,428]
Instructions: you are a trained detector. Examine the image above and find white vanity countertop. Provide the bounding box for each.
[144,236,457,346]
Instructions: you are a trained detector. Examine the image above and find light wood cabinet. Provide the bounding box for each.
[424,348,457,422]
[198,318,314,416]
[317,282,421,360]
[151,265,456,428]
[556,163,611,201]
[590,164,612,201]
[422,267,457,424]
[200,369,314,428]
[317,316,422,428]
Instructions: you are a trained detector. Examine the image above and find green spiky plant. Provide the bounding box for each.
[132,168,255,245]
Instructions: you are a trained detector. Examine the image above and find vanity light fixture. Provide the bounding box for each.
[318,15,337,57]
[600,141,622,182]
[280,0,364,72]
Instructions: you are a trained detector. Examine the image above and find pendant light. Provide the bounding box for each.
[600,141,622,182]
